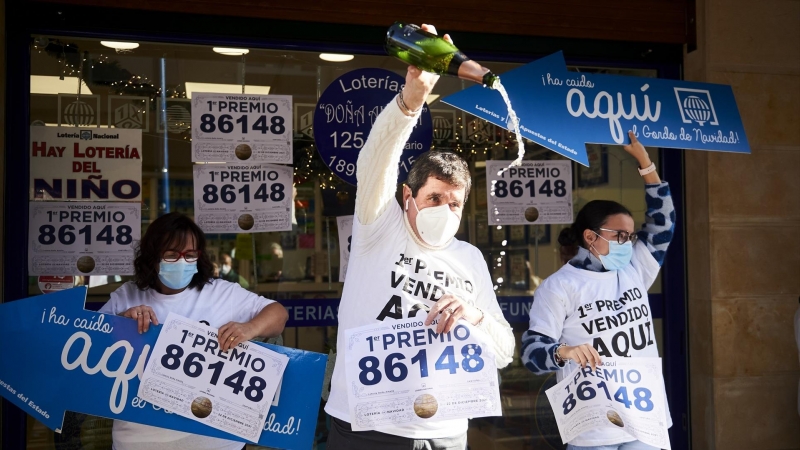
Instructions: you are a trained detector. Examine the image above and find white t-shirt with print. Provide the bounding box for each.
[325,201,510,439]
[99,279,274,450]
[528,242,671,447]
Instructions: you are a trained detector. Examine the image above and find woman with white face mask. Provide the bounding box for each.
[521,132,676,450]
[99,212,288,450]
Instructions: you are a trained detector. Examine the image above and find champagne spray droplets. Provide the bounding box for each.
[495,81,525,168]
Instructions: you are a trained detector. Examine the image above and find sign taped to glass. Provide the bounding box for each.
[29,126,143,201]
[28,202,140,276]
[191,93,293,164]
[486,160,573,226]
[193,163,293,233]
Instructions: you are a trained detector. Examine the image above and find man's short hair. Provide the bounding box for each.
[406,151,471,202]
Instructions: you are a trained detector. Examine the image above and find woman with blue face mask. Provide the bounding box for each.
[99,212,288,450]
[521,132,676,450]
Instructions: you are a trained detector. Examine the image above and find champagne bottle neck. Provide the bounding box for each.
[482,72,500,90]
[449,52,499,89]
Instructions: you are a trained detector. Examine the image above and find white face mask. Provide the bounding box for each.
[407,197,461,247]
[221,264,231,275]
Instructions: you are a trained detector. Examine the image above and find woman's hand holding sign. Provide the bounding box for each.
[624,131,661,184]
[424,294,484,334]
[218,321,259,352]
[120,305,159,334]
[558,343,602,371]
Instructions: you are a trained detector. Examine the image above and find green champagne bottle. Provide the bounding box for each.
[385,22,500,89]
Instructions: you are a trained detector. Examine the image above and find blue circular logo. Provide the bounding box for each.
[314,68,432,186]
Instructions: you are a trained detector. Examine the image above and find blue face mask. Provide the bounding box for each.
[158,260,198,290]
[592,232,634,271]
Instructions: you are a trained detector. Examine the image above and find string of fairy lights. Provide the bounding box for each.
[34,37,547,290]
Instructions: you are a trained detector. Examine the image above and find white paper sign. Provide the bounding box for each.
[191,93,293,164]
[344,317,501,431]
[30,126,143,201]
[193,163,293,233]
[486,160,572,225]
[28,202,140,276]
[139,313,289,442]
[336,215,353,282]
[545,358,671,449]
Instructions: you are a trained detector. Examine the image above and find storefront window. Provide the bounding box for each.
[26,35,662,449]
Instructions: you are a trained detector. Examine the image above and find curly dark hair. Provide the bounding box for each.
[406,151,472,202]
[133,212,214,291]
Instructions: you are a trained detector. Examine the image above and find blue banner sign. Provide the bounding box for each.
[0,287,326,450]
[497,296,534,324]
[442,52,750,166]
[275,295,663,327]
[279,298,340,327]
[314,68,432,185]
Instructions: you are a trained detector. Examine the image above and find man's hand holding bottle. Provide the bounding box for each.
[400,24,450,114]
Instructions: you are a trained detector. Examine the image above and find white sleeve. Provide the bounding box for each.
[221,281,275,323]
[99,284,129,315]
[474,250,515,369]
[98,298,118,315]
[350,200,404,255]
[630,240,661,290]
[354,95,421,226]
[527,283,569,341]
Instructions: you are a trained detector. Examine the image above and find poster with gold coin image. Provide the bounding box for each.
[344,318,501,431]
[191,93,292,164]
[139,313,289,442]
[193,163,293,233]
[486,160,572,226]
[28,202,140,276]
[545,357,671,449]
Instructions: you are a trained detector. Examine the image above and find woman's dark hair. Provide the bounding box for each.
[133,212,214,291]
[558,200,633,249]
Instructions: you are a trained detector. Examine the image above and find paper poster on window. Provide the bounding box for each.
[193,163,293,233]
[191,93,293,164]
[28,202,140,276]
[139,312,289,442]
[344,317,502,431]
[30,127,142,202]
[545,358,671,449]
[336,215,353,282]
[485,160,572,225]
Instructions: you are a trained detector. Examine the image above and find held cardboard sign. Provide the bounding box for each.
[0,287,327,449]
[442,52,750,166]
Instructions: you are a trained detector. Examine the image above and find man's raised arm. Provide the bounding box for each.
[354,24,446,225]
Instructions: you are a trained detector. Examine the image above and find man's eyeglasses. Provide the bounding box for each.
[596,228,638,245]
[162,250,201,263]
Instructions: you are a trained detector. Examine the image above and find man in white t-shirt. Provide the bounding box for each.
[324,24,515,450]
